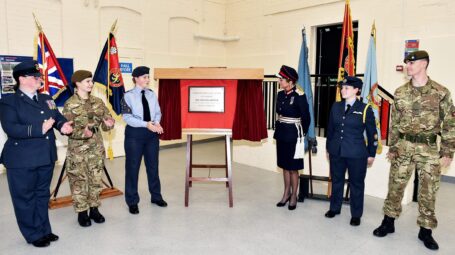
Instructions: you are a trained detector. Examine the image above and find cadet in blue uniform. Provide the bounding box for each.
[0,60,73,247]
[121,66,167,215]
[325,76,377,226]
[273,65,310,210]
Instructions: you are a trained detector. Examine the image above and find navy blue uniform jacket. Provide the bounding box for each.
[273,88,311,142]
[326,100,377,158]
[0,91,67,168]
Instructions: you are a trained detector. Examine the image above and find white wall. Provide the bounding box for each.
[0,0,228,171]
[224,0,455,177]
[1,0,455,178]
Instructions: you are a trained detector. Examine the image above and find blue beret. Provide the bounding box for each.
[132,66,150,77]
[341,76,363,89]
[277,65,298,82]
[13,60,41,81]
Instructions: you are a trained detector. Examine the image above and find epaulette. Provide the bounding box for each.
[295,87,305,96]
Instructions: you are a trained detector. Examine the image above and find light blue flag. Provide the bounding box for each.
[361,31,382,154]
[297,30,316,152]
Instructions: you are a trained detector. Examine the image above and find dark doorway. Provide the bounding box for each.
[313,22,358,137]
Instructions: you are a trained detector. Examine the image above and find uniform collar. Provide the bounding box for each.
[407,77,432,94]
[18,88,37,100]
[133,86,148,94]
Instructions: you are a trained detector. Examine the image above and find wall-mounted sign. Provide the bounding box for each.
[404,39,419,59]
[120,62,133,74]
[189,86,225,113]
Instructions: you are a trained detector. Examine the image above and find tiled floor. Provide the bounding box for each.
[0,140,454,254]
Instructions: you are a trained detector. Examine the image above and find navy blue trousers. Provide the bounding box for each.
[124,126,162,206]
[329,155,367,218]
[6,164,53,243]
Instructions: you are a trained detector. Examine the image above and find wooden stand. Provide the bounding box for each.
[298,146,350,203]
[184,129,233,207]
[48,160,123,209]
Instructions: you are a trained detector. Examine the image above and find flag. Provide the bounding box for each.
[34,30,71,105]
[93,33,125,115]
[297,29,317,153]
[336,0,356,102]
[361,23,382,154]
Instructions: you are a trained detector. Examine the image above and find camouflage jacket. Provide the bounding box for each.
[62,94,113,154]
[389,78,455,158]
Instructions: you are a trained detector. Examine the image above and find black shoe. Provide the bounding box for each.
[31,236,50,248]
[325,210,340,218]
[129,205,139,214]
[276,196,290,207]
[89,207,105,223]
[151,199,168,207]
[350,217,361,226]
[373,215,395,237]
[45,233,59,242]
[288,203,297,210]
[78,210,92,227]
[418,227,439,250]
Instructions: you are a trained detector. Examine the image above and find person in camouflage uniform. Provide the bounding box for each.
[63,70,115,227]
[373,51,455,250]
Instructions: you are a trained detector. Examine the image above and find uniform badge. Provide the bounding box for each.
[353,111,363,115]
[46,100,57,110]
[290,96,294,105]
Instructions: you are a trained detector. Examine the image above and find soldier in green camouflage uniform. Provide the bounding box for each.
[63,70,115,227]
[373,51,455,250]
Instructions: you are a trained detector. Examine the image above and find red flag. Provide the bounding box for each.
[336,0,356,101]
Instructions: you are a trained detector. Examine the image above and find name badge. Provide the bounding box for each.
[46,100,57,110]
[290,96,294,105]
[353,111,363,115]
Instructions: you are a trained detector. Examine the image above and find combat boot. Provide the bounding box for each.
[373,215,395,237]
[89,207,105,223]
[418,227,439,250]
[78,210,91,227]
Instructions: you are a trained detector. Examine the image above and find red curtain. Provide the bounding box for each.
[232,80,268,141]
[380,100,390,140]
[158,79,182,140]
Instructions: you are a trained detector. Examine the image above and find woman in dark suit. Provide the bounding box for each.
[325,76,377,226]
[273,65,310,210]
[0,60,73,247]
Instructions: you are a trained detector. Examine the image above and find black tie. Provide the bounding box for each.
[345,104,351,114]
[141,90,151,122]
[33,95,38,103]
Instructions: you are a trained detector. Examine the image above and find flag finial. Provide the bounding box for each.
[32,13,43,32]
[110,19,118,34]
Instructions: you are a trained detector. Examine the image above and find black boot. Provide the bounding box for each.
[373,215,395,237]
[78,210,91,227]
[89,207,105,223]
[418,227,439,250]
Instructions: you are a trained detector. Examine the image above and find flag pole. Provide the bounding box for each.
[106,19,117,160]
[33,13,48,93]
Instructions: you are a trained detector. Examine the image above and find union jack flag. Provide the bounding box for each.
[35,32,69,100]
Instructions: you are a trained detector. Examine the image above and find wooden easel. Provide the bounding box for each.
[184,129,233,207]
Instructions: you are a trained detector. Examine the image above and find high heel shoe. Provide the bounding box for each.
[276,196,290,207]
[288,199,297,210]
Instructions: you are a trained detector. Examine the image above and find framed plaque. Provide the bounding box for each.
[189,86,225,113]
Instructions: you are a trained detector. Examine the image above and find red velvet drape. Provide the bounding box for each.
[158,79,182,140]
[232,80,268,141]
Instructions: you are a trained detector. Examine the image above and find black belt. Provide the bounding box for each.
[399,133,437,144]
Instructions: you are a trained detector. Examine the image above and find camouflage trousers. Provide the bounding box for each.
[66,152,104,212]
[383,139,441,229]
